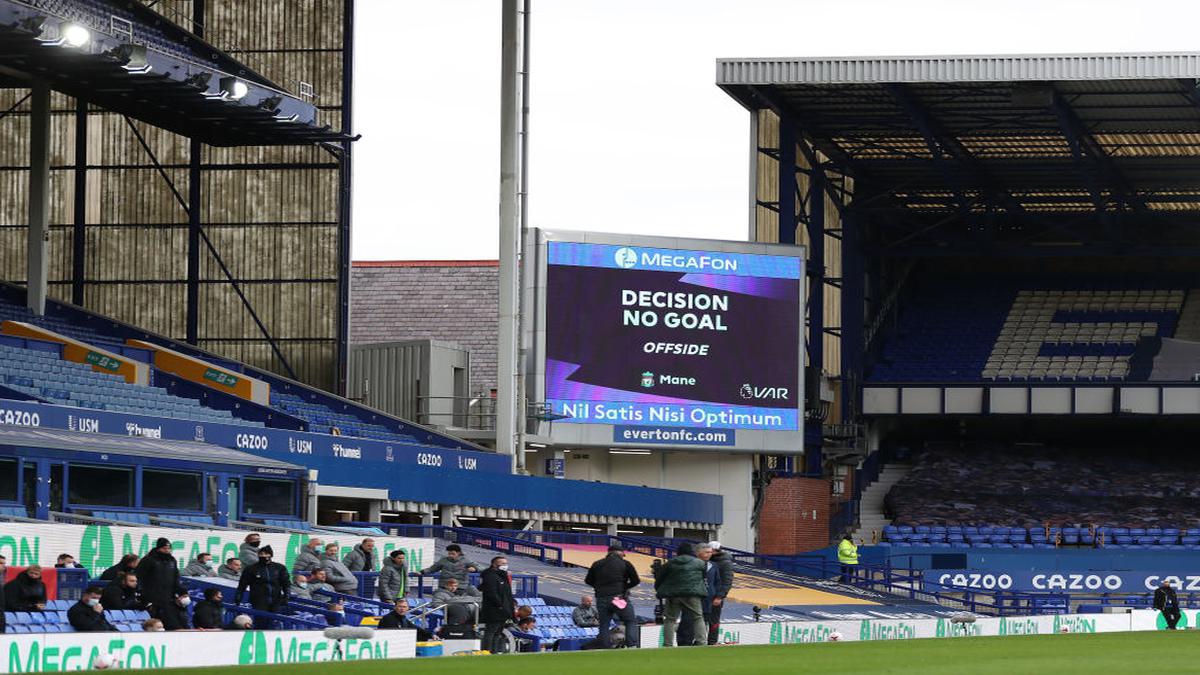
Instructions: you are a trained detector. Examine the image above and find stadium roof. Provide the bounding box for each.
[0,425,305,474]
[718,52,1200,254]
[0,0,351,146]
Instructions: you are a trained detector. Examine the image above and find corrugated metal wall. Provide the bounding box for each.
[0,0,347,391]
[754,109,845,378]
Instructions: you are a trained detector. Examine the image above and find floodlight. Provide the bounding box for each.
[61,23,89,48]
[219,76,249,100]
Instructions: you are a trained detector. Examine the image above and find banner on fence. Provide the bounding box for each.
[639,612,1134,647]
[0,628,416,673]
[924,568,1200,593]
[0,523,435,573]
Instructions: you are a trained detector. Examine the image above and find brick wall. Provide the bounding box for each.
[757,477,832,555]
[350,261,499,396]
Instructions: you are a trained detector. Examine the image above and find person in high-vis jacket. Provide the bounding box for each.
[837,534,859,583]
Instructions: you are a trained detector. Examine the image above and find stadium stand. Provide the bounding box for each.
[0,286,463,447]
[3,601,150,634]
[879,443,1200,546]
[869,278,1187,383]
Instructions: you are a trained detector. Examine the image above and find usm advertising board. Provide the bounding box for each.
[530,230,805,453]
[0,628,416,673]
[0,398,509,490]
[0,523,436,572]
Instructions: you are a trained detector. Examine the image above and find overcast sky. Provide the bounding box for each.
[351,0,1199,261]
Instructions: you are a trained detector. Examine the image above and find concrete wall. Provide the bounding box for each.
[551,449,754,550]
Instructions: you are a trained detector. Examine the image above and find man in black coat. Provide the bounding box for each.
[236,545,290,629]
[100,572,142,611]
[99,554,140,582]
[135,538,183,617]
[1154,578,1181,630]
[378,598,435,640]
[157,590,193,631]
[478,556,515,654]
[3,565,47,611]
[192,587,226,630]
[584,542,641,648]
[67,586,116,632]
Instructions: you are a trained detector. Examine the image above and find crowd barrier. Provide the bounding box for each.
[639,610,1164,647]
[0,629,417,673]
[0,522,435,573]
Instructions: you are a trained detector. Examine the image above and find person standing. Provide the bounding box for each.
[584,542,641,648]
[655,542,707,648]
[706,541,735,645]
[1154,578,1181,630]
[67,586,116,632]
[421,544,479,589]
[293,538,324,575]
[135,538,182,618]
[236,545,290,629]
[377,550,408,603]
[343,538,377,572]
[239,533,263,568]
[478,556,515,654]
[837,534,859,583]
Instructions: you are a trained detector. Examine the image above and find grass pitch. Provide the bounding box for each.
[168,631,1193,675]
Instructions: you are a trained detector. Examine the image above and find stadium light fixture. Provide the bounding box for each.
[61,23,90,48]
[609,449,652,455]
[219,76,249,101]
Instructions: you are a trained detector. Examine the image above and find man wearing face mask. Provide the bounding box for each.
[101,572,142,611]
[291,573,314,600]
[236,545,290,629]
[183,553,217,577]
[135,538,183,618]
[239,533,264,568]
[479,556,515,654]
[158,590,194,631]
[68,586,116,632]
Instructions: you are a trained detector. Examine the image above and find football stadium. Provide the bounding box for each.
[0,0,1199,672]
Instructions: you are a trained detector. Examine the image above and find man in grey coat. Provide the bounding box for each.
[420,544,479,589]
[217,558,242,581]
[182,553,216,577]
[376,550,408,604]
[321,543,359,594]
[238,533,263,568]
[342,539,377,572]
[431,577,480,614]
[291,573,313,600]
[293,538,323,575]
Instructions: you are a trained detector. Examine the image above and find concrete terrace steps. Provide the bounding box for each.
[851,463,912,544]
[1174,290,1200,342]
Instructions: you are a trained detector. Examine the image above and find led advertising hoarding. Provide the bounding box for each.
[542,238,803,441]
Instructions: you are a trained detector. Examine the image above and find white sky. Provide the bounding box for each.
[351,0,1200,261]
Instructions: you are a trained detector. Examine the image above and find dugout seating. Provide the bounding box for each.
[869,278,1187,383]
[879,444,1200,546]
[3,601,149,633]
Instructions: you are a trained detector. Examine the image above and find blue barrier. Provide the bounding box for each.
[54,568,90,601]
[413,573,538,599]
[0,398,722,523]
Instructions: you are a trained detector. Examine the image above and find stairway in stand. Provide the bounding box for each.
[850,463,911,545]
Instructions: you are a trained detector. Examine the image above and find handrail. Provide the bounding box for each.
[343,522,566,567]
[151,515,237,530]
[49,510,156,528]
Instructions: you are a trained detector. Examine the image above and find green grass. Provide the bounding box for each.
[166,631,1195,675]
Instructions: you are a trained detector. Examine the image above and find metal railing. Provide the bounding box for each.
[345,522,566,567]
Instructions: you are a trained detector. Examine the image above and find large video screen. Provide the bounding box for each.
[544,240,802,433]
